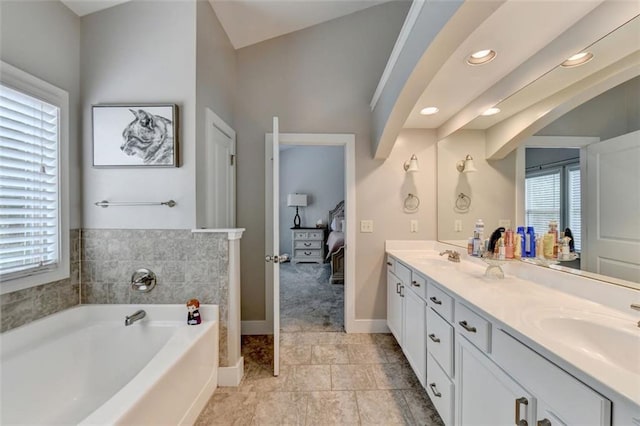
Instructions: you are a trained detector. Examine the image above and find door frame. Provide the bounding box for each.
[265,133,356,333]
[205,108,236,227]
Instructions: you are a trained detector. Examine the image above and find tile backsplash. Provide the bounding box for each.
[1,229,81,332]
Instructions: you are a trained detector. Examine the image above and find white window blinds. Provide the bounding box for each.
[525,170,560,237]
[567,165,581,251]
[0,83,60,279]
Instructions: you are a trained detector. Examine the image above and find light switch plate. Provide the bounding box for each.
[360,220,374,233]
[454,220,462,232]
[410,220,418,233]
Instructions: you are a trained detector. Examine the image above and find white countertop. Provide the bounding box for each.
[386,245,640,408]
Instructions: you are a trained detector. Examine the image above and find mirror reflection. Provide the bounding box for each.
[437,17,640,288]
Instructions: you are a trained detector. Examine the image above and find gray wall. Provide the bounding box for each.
[279,146,345,254]
[235,1,439,322]
[0,0,82,228]
[526,148,579,170]
[195,0,237,227]
[81,0,198,229]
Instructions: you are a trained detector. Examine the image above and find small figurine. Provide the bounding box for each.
[186,298,202,325]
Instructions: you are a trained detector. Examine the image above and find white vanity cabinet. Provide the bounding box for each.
[403,283,426,386]
[386,266,403,343]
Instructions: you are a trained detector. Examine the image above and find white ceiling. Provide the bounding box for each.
[60,0,387,49]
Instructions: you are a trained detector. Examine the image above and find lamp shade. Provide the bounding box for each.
[463,155,477,173]
[405,154,419,172]
[287,193,308,207]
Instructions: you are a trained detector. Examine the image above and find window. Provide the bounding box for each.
[525,164,581,251]
[0,62,69,293]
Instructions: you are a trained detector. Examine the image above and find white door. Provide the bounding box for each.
[584,131,640,283]
[205,109,236,227]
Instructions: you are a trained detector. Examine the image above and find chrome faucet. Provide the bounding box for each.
[631,304,640,328]
[125,309,146,326]
[439,250,461,263]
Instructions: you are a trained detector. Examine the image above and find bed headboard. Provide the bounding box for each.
[329,200,345,225]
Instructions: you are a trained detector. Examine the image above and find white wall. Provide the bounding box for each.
[81,1,197,229]
[235,2,431,321]
[279,146,345,254]
[0,0,81,228]
[195,0,237,228]
[438,130,516,242]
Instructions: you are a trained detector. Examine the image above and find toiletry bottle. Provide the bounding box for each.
[543,233,555,259]
[498,233,506,260]
[536,234,543,259]
[561,235,571,260]
[472,231,481,256]
[514,233,522,259]
[517,226,526,257]
[475,219,485,242]
[548,220,559,258]
[526,226,536,257]
[467,237,474,255]
[505,229,514,259]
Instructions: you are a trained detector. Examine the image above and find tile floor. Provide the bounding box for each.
[195,332,445,425]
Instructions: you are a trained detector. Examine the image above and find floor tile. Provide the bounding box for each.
[306,391,360,425]
[402,388,445,426]
[372,362,422,390]
[285,364,332,391]
[281,332,322,346]
[195,392,258,426]
[311,344,349,364]
[356,390,414,425]
[252,392,307,425]
[281,345,312,365]
[331,364,377,390]
[347,344,388,364]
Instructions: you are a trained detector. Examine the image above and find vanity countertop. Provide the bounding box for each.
[386,246,640,408]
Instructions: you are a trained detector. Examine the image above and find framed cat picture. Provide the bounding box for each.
[92,104,179,167]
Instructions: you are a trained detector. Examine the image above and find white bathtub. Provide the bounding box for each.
[1,304,218,425]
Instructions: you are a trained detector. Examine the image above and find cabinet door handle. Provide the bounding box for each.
[430,296,442,305]
[458,320,477,333]
[515,397,529,426]
[386,261,393,266]
[428,383,441,398]
[400,285,404,297]
[428,333,440,343]
[537,420,551,426]
[396,282,401,294]
[411,280,420,287]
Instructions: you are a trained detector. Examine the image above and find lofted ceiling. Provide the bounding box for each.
[60,0,387,49]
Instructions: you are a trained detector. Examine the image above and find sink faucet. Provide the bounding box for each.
[439,250,460,263]
[631,304,640,327]
[125,309,146,326]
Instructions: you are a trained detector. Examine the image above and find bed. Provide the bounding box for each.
[327,201,345,284]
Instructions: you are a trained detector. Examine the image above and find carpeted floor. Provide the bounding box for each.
[280,262,344,332]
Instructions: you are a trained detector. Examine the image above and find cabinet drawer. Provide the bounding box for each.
[426,353,454,426]
[427,281,454,322]
[293,231,309,239]
[395,261,412,286]
[455,302,491,353]
[408,271,427,300]
[493,329,611,425]
[294,240,322,249]
[426,307,454,377]
[307,231,324,240]
[294,249,322,259]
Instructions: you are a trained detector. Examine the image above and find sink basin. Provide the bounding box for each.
[526,311,640,374]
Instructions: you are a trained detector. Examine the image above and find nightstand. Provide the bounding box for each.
[291,228,325,264]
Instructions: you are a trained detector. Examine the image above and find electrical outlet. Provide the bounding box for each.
[410,220,418,233]
[360,220,374,233]
[499,219,512,229]
[454,220,462,232]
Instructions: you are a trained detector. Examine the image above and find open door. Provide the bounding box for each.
[265,116,288,376]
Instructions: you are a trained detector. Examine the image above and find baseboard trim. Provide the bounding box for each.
[348,319,389,334]
[218,357,244,387]
[241,320,272,335]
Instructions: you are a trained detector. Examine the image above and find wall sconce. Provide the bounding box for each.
[456,155,477,173]
[403,154,419,172]
[287,193,308,228]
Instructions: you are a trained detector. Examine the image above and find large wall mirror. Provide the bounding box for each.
[437,15,640,289]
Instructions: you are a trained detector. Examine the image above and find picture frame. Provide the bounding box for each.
[92,104,179,168]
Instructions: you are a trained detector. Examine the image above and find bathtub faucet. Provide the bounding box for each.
[125,309,146,326]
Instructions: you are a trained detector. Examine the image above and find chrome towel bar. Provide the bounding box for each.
[95,200,177,208]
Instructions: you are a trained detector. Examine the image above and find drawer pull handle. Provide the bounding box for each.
[537,420,551,426]
[428,333,440,343]
[515,397,529,426]
[459,320,477,333]
[386,261,393,266]
[429,296,442,305]
[411,280,420,287]
[396,282,401,294]
[400,285,404,298]
[428,383,441,398]
[304,251,312,255]
[304,243,311,247]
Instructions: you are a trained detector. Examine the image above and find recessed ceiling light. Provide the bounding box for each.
[561,51,594,68]
[467,49,497,66]
[420,106,439,115]
[481,107,501,116]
